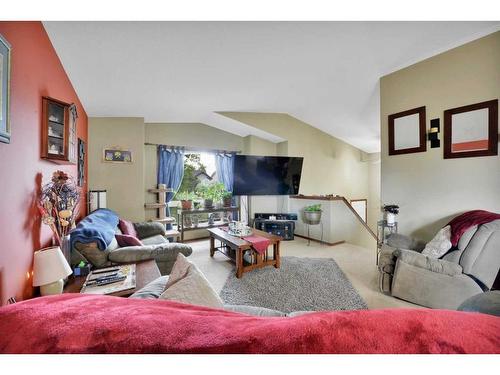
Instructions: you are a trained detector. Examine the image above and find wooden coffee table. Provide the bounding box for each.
[207,227,282,278]
[64,259,161,297]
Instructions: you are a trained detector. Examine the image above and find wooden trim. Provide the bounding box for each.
[444,99,498,159]
[341,197,377,240]
[350,198,368,223]
[388,106,427,156]
[294,234,345,247]
[290,195,344,201]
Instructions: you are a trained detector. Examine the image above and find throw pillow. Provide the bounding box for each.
[119,219,138,238]
[159,254,224,309]
[422,225,452,258]
[115,234,143,247]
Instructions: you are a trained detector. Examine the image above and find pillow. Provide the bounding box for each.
[119,219,138,237]
[115,234,143,247]
[422,225,452,259]
[159,254,224,309]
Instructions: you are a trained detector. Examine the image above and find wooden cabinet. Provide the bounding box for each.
[41,96,77,164]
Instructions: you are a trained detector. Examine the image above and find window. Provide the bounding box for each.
[176,152,217,195]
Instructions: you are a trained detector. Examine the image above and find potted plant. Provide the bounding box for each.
[222,191,233,207]
[196,181,226,208]
[383,204,399,225]
[176,191,196,210]
[304,204,322,225]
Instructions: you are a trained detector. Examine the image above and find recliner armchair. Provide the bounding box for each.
[379,220,500,309]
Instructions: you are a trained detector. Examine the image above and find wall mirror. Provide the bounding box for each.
[444,99,498,159]
[388,106,426,155]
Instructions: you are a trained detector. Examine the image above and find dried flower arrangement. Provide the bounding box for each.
[38,170,80,245]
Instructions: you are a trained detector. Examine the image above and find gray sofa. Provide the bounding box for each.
[71,221,192,275]
[129,276,312,317]
[379,220,500,309]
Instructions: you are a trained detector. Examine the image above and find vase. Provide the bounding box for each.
[385,212,396,225]
[181,200,192,210]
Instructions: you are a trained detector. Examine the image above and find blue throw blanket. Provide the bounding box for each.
[70,209,120,251]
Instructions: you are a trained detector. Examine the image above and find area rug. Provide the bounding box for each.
[220,256,368,313]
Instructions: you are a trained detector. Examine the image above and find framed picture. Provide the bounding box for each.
[0,33,12,144]
[103,147,133,163]
[388,106,426,155]
[78,138,85,186]
[444,99,498,159]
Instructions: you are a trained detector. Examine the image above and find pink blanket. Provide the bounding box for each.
[222,227,271,254]
[0,294,499,354]
[447,210,500,247]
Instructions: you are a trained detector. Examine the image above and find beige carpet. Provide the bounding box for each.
[187,236,420,310]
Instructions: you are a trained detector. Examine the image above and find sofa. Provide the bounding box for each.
[71,216,193,275]
[379,219,500,309]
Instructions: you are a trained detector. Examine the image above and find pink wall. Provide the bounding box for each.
[0,22,88,305]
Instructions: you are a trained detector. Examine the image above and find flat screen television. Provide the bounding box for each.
[232,155,304,196]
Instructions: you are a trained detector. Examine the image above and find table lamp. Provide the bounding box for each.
[33,246,73,296]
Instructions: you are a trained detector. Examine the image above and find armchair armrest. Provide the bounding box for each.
[394,249,463,276]
[386,233,425,252]
[133,221,166,239]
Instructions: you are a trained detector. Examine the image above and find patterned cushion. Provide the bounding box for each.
[74,237,118,268]
[159,254,224,308]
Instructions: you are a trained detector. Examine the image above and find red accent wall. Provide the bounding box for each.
[0,22,88,305]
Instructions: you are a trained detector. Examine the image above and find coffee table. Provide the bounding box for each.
[64,259,161,297]
[207,227,282,278]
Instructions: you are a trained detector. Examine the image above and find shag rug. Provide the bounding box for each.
[220,256,368,312]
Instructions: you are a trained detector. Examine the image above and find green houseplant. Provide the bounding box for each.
[176,191,196,210]
[222,191,233,207]
[304,204,322,225]
[196,181,226,208]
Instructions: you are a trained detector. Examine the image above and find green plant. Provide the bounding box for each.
[176,191,196,201]
[196,181,227,202]
[222,191,232,199]
[304,204,322,212]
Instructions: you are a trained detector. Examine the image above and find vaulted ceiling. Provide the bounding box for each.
[44,21,499,152]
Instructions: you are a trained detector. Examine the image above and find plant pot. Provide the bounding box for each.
[181,200,192,210]
[223,197,232,207]
[204,198,213,208]
[304,210,322,225]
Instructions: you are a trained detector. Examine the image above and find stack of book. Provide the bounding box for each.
[80,264,136,295]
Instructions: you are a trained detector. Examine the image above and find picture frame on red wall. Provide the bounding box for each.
[0,33,11,144]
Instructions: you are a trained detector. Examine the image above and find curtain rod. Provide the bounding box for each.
[144,142,241,154]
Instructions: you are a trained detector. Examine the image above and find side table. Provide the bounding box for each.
[63,260,161,297]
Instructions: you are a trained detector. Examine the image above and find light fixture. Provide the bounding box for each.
[33,246,72,296]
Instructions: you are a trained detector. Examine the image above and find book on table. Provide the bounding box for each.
[80,264,136,295]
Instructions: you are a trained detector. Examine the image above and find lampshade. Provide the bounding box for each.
[33,246,72,287]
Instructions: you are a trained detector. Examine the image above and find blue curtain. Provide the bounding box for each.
[157,146,185,229]
[215,152,235,192]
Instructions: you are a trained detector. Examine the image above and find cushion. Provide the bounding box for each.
[129,276,169,299]
[115,234,143,247]
[119,219,138,237]
[422,225,452,258]
[141,234,168,246]
[159,254,224,309]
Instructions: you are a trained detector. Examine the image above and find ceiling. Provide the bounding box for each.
[43,21,499,153]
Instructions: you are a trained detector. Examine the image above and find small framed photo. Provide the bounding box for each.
[0,33,12,144]
[103,147,133,163]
